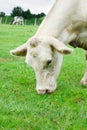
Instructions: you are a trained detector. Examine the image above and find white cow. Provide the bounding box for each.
[11,16,24,25]
[10,0,87,94]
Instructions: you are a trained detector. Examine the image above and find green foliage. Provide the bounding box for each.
[22,9,33,19]
[1,16,12,24]
[11,6,23,17]
[0,12,5,17]
[33,13,46,18]
[0,24,87,130]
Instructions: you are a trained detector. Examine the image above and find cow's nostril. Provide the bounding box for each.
[47,60,52,65]
[45,89,50,93]
[37,89,51,94]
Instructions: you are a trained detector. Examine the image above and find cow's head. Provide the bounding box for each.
[10,36,73,94]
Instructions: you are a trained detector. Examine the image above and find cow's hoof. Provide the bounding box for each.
[37,89,52,95]
[80,79,87,85]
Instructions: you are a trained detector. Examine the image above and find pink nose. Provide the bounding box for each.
[37,89,51,94]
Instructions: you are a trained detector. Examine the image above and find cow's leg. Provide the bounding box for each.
[80,51,87,85]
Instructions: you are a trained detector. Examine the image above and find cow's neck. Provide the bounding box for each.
[36,0,87,50]
[36,0,78,38]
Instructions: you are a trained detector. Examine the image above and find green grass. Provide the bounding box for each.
[0,24,87,130]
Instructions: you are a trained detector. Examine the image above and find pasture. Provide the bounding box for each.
[0,24,87,130]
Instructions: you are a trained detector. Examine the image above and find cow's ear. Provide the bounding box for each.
[10,43,27,56]
[50,37,73,55]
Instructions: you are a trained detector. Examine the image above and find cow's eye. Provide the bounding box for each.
[31,52,38,58]
[33,54,37,58]
[47,60,52,65]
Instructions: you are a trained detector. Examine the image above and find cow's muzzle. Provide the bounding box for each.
[36,85,56,95]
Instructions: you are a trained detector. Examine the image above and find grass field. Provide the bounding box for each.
[0,24,87,130]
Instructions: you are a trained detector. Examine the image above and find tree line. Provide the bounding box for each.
[0,6,46,19]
